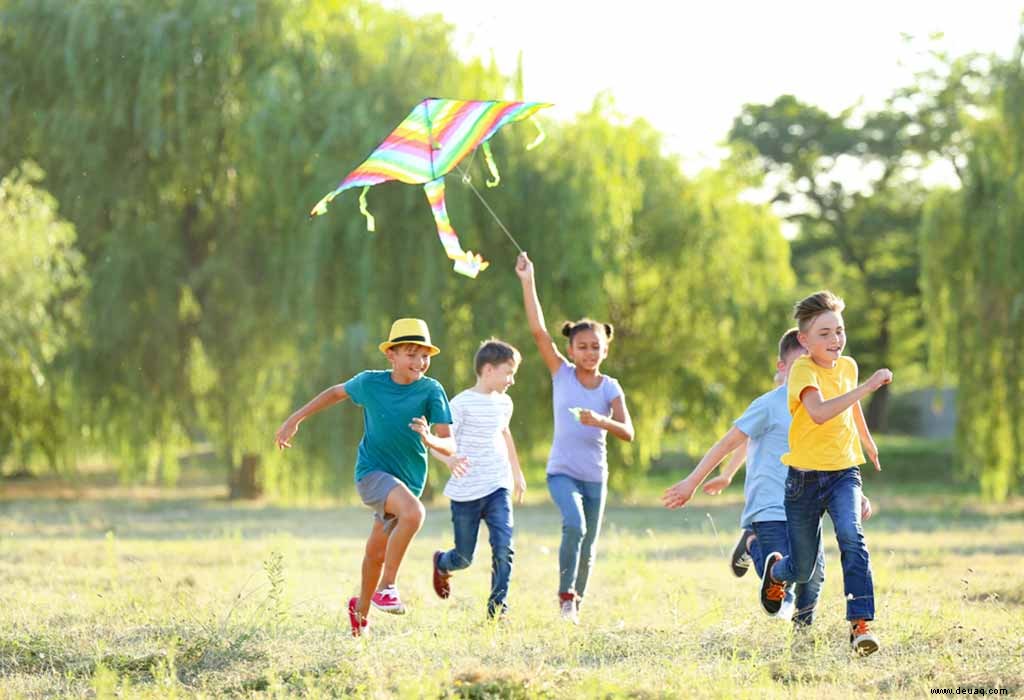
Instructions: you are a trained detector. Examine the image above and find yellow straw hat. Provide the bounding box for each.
[378,318,441,356]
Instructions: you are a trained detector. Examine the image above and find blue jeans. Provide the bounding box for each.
[437,488,514,616]
[749,520,825,625]
[772,467,874,621]
[547,474,607,599]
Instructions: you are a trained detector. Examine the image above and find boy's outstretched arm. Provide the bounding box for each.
[515,252,567,376]
[702,440,748,495]
[800,368,893,425]
[275,384,349,449]
[662,426,747,509]
[503,427,528,504]
[852,401,881,471]
[410,418,457,457]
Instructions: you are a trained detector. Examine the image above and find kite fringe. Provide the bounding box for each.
[482,142,500,188]
[358,186,375,232]
[525,116,546,151]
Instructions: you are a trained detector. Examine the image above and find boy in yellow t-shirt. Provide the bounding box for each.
[759,291,893,656]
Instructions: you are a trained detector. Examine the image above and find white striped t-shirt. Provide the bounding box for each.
[443,389,514,502]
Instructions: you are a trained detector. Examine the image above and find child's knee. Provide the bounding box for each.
[562,523,585,543]
[834,522,866,552]
[492,543,514,565]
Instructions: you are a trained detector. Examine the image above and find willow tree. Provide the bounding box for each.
[0,0,509,491]
[0,161,85,472]
[920,35,1024,500]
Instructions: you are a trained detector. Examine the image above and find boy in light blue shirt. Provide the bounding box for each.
[664,329,833,624]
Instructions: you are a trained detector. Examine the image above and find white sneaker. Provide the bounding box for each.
[559,598,579,624]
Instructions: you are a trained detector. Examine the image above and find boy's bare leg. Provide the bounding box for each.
[357,519,389,621]
[379,484,426,589]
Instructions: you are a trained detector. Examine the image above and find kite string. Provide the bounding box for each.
[455,162,524,254]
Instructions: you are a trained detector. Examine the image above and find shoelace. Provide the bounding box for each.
[852,620,871,637]
[765,582,787,602]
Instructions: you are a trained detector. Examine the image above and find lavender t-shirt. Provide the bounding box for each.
[547,363,624,482]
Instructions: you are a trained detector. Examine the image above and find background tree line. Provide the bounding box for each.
[1,1,1020,499]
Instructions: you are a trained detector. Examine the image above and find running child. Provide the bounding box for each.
[515,252,634,623]
[274,318,457,637]
[430,338,527,619]
[760,291,891,655]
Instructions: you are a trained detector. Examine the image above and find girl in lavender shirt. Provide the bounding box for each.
[516,252,635,623]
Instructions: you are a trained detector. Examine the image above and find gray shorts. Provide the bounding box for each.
[356,470,402,534]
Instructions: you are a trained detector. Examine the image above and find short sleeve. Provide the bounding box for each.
[734,395,770,439]
[840,356,859,384]
[425,380,453,425]
[449,394,466,430]
[503,394,514,425]
[343,371,369,406]
[787,360,819,414]
[604,376,624,404]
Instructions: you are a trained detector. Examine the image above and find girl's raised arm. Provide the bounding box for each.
[515,252,567,376]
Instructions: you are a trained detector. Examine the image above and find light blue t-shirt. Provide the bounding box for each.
[344,370,453,497]
[733,385,790,529]
[547,363,624,483]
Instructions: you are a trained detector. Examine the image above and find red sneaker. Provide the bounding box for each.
[371,585,407,614]
[347,597,368,637]
[433,551,451,599]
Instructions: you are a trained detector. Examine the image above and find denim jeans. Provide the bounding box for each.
[547,474,607,599]
[749,520,825,625]
[772,467,875,621]
[437,487,514,616]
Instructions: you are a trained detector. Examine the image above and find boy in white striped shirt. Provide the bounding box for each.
[431,338,527,618]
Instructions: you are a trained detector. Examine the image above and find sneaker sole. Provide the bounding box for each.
[730,530,753,578]
[854,638,879,656]
[759,551,784,616]
[371,600,407,615]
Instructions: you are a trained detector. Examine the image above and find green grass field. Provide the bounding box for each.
[1,474,1022,698]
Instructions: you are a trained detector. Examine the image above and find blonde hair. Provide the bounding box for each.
[793,291,845,332]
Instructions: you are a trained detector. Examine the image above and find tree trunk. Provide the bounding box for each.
[229,453,263,500]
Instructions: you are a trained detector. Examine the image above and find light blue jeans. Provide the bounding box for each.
[547,474,606,599]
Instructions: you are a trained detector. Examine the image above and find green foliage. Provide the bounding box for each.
[920,36,1024,500]
[0,0,795,495]
[0,161,85,471]
[729,95,927,430]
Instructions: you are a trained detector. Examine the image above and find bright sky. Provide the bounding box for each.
[388,0,1022,172]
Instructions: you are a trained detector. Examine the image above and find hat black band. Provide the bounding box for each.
[390,334,428,343]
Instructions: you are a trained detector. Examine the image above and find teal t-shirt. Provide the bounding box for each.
[344,370,453,496]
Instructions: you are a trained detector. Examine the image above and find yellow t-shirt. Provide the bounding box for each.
[782,355,865,471]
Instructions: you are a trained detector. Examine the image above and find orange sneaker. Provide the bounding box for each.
[850,619,879,656]
[759,552,787,616]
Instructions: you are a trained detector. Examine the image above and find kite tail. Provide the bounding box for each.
[423,178,489,278]
[525,115,546,151]
[358,186,376,232]
[482,142,500,188]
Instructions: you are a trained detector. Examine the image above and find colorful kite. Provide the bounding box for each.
[310,98,551,278]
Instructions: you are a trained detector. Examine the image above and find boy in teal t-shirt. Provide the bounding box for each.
[275,319,456,636]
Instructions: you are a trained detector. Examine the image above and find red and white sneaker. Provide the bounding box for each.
[371,585,407,614]
[347,597,368,637]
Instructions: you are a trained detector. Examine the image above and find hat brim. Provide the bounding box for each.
[379,340,441,356]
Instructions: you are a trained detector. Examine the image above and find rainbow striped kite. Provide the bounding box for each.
[310,98,551,278]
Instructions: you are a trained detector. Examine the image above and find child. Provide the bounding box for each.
[515,252,634,623]
[760,291,891,656]
[274,318,457,637]
[430,339,528,619]
[662,329,826,624]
